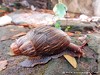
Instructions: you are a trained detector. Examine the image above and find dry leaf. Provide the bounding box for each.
[17,26,26,28]
[63,54,77,68]
[20,24,29,27]
[75,31,81,35]
[66,32,74,36]
[0,36,9,41]
[11,32,26,39]
[0,60,8,71]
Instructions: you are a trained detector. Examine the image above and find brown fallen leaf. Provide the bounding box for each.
[75,31,82,35]
[0,60,8,71]
[17,26,26,28]
[20,24,30,27]
[63,54,77,68]
[0,36,9,41]
[11,32,26,39]
[66,32,74,36]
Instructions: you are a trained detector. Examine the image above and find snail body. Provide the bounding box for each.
[10,26,83,67]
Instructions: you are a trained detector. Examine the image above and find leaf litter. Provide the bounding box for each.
[0,60,8,71]
[11,32,26,39]
[0,32,26,41]
[63,54,77,68]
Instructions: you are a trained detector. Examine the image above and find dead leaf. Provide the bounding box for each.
[0,9,5,13]
[66,32,74,36]
[17,26,26,28]
[0,60,8,71]
[0,36,9,41]
[75,31,81,35]
[20,24,30,27]
[11,32,26,39]
[74,31,82,37]
[63,54,77,68]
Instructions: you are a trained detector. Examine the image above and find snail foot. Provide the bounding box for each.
[51,51,67,59]
[19,57,51,67]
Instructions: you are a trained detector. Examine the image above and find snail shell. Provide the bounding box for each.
[10,26,71,57]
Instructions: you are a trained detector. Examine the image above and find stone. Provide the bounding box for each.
[44,57,98,75]
[51,0,100,16]
[8,9,56,27]
[86,33,100,73]
[59,19,96,33]
[86,33,100,54]
[0,25,98,75]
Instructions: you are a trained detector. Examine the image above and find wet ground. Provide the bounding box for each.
[0,25,99,75]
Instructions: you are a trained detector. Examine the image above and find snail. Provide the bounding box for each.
[10,26,85,67]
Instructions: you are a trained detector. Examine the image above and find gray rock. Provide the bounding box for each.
[86,33,100,73]
[0,25,98,75]
[8,9,56,27]
[44,57,97,75]
[86,33,100,54]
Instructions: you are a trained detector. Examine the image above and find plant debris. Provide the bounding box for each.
[0,36,9,41]
[63,54,77,68]
[0,60,8,71]
[11,32,26,39]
